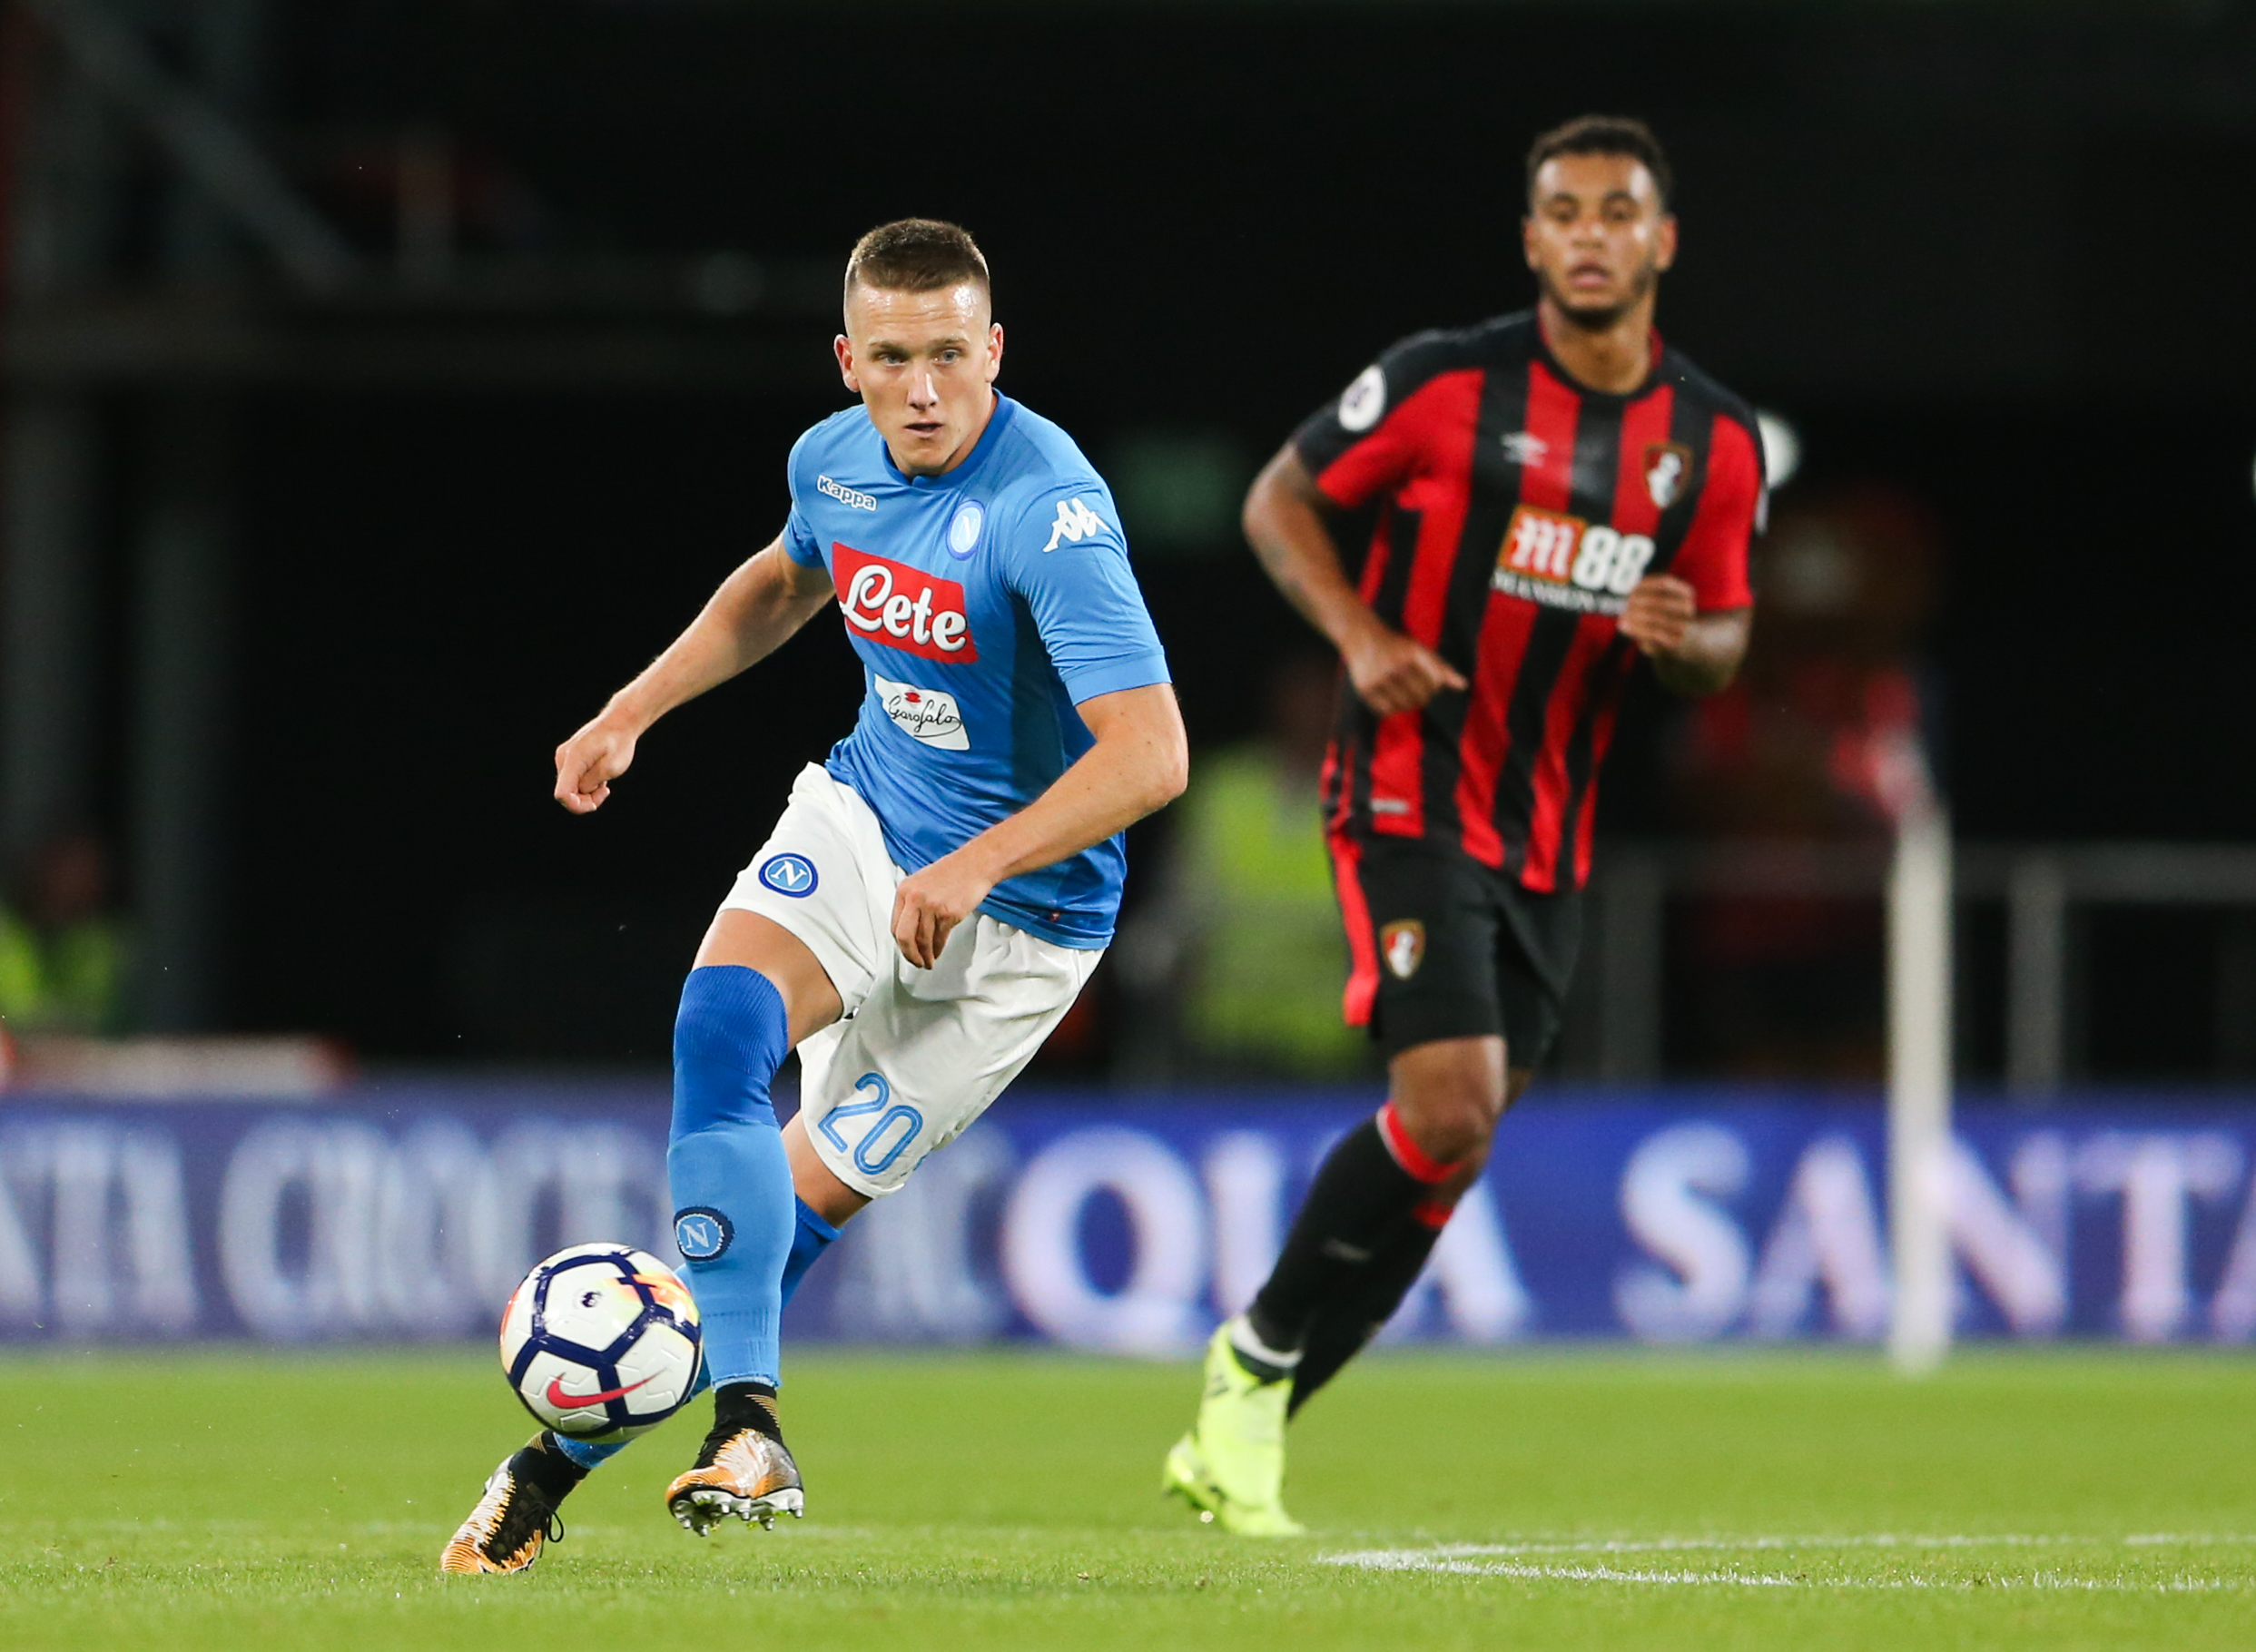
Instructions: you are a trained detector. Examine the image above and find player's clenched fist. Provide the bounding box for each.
[1617,573,1699,657]
[891,852,994,969]
[553,716,639,813]
[1342,619,1469,716]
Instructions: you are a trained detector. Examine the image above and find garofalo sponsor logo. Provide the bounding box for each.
[874,675,969,751]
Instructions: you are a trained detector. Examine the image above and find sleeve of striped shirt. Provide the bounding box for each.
[1289,331,1459,510]
[1671,411,1763,611]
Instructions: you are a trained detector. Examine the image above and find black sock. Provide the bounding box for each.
[1245,1106,1449,1354]
[521,1432,591,1501]
[1286,1207,1446,1418]
[713,1381,784,1444]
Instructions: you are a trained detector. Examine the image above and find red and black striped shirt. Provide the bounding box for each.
[1295,311,1763,894]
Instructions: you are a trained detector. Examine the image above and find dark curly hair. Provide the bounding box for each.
[1525,115,1673,211]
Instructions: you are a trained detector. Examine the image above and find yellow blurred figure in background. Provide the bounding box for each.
[1176,659,1365,1077]
[0,833,127,1037]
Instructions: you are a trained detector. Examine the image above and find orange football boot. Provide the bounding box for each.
[664,1418,804,1535]
[438,1433,583,1574]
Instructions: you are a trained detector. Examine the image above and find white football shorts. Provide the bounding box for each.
[718,763,1101,1197]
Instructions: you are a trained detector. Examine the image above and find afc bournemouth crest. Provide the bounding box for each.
[1642,442,1692,509]
[1380,919,1426,980]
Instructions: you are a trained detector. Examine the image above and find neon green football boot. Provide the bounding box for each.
[1163,1320,1306,1537]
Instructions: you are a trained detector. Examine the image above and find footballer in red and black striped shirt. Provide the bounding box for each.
[1167,116,1760,1535]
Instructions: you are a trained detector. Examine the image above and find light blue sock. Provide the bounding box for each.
[666,964,798,1391]
[550,1007,837,1480]
[551,1203,841,1473]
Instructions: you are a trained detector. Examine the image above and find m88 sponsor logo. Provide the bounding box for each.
[1494,505,1655,615]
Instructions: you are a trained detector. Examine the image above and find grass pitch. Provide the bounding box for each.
[3,1349,2253,1650]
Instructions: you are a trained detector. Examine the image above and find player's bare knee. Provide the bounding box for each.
[1392,1076,1505,1167]
[1389,1038,1507,1165]
[1423,1099,1500,1165]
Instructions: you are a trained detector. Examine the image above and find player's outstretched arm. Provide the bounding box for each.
[888,683,1188,968]
[1242,447,1465,716]
[1618,574,1751,696]
[553,538,835,813]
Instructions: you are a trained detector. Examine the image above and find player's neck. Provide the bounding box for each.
[1535,297,1656,397]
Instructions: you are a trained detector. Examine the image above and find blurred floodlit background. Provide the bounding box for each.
[2,0,2255,1352]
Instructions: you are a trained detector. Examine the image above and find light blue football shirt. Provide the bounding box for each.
[782,392,1171,948]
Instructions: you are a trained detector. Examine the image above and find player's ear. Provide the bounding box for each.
[834,333,860,392]
[1654,214,1679,273]
[985,322,1004,384]
[1521,212,1541,270]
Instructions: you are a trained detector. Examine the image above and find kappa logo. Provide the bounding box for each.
[674,1206,733,1262]
[1494,505,1656,615]
[1643,442,1692,509]
[818,474,878,511]
[1500,430,1550,467]
[874,674,969,751]
[833,544,978,661]
[1381,919,1426,980]
[1041,497,1108,552]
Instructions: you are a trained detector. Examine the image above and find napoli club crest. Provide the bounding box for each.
[757,853,818,897]
[946,499,985,560]
[674,1207,733,1261]
[1381,919,1426,980]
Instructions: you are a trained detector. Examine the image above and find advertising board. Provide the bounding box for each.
[3,1083,2252,1349]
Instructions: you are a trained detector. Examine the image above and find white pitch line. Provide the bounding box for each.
[1336,1531,2256,1559]
[2126,1534,2256,1548]
[1320,1537,2252,1595]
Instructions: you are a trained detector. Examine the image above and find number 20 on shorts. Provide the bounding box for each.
[818,1071,924,1177]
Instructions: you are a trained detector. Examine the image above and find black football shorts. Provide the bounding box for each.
[1329,834,1583,1067]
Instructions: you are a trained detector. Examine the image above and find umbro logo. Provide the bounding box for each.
[1041,497,1107,552]
[1501,431,1549,467]
[819,474,877,511]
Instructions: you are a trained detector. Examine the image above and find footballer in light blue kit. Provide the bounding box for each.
[442,220,1186,1574]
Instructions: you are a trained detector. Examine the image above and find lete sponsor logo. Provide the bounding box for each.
[875,674,970,751]
[832,544,979,662]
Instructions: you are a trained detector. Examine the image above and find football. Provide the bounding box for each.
[499,1244,703,1440]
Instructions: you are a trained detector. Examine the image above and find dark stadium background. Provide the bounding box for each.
[6,0,2253,1073]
